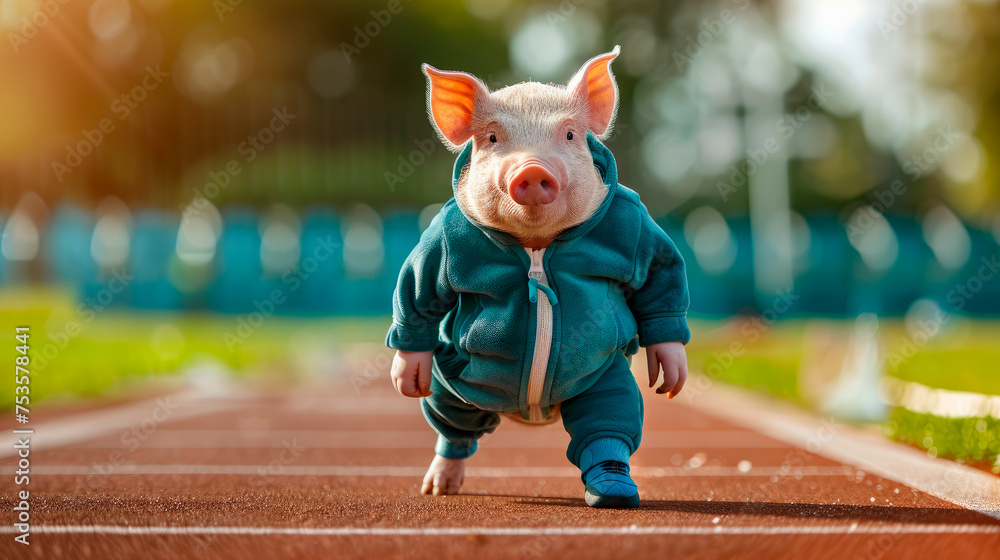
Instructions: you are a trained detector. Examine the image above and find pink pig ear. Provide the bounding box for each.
[422,64,489,151]
[567,45,621,139]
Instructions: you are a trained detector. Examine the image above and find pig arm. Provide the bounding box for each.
[625,207,691,398]
[625,207,691,347]
[385,216,458,352]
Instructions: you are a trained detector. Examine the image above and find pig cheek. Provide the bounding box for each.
[468,157,500,198]
[562,179,593,223]
[460,166,496,222]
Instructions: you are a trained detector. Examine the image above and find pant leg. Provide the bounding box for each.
[421,374,501,459]
[560,355,644,467]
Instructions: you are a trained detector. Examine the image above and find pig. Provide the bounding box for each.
[386,46,690,508]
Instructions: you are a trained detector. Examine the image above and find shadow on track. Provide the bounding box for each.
[466,495,999,525]
[637,501,998,525]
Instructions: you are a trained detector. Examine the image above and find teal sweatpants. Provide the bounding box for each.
[420,355,644,467]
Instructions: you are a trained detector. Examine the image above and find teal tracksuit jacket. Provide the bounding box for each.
[386,133,690,463]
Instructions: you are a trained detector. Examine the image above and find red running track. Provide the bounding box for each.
[0,360,997,559]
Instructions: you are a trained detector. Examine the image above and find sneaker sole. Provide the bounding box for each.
[584,486,640,509]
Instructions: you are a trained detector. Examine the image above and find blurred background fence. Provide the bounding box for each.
[3,199,1000,319]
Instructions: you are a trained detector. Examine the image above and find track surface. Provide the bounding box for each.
[1,358,998,559]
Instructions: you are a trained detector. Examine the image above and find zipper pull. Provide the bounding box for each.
[527,277,558,305]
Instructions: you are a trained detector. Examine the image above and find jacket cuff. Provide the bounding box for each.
[637,314,691,346]
[385,322,440,351]
[435,434,478,459]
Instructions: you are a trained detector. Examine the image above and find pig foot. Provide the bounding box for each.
[421,455,466,496]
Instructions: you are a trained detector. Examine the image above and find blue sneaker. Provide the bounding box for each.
[579,438,640,508]
[584,460,640,508]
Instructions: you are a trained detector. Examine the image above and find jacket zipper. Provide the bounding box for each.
[525,248,555,422]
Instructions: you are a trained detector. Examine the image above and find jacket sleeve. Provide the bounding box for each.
[625,204,691,346]
[385,215,457,351]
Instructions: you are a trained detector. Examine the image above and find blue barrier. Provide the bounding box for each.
[45,205,97,284]
[294,208,345,315]
[207,207,266,313]
[951,228,1000,314]
[793,215,852,316]
[7,204,1000,318]
[379,210,422,314]
[874,215,934,315]
[128,210,183,310]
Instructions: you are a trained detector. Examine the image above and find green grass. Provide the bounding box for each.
[686,317,999,472]
[686,319,803,403]
[880,321,1000,471]
[884,410,1000,471]
[889,348,1000,396]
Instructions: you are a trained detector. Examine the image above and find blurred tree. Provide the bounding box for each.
[0,0,996,226]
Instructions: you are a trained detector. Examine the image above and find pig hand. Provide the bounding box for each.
[645,342,688,399]
[390,350,434,398]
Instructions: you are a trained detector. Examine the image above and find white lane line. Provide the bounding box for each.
[0,390,247,458]
[0,523,995,536]
[0,464,855,478]
[71,429,786,449]
[689,377,1000,521]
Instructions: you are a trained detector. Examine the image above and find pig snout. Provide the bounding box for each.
[506,160,562,206]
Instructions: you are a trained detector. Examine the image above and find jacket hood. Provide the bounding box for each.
[449,131,620,246]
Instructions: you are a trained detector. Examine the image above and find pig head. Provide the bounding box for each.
[422,46,622,248]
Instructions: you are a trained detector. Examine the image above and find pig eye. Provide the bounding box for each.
[566,131,574,141]
[489,133,497,143]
